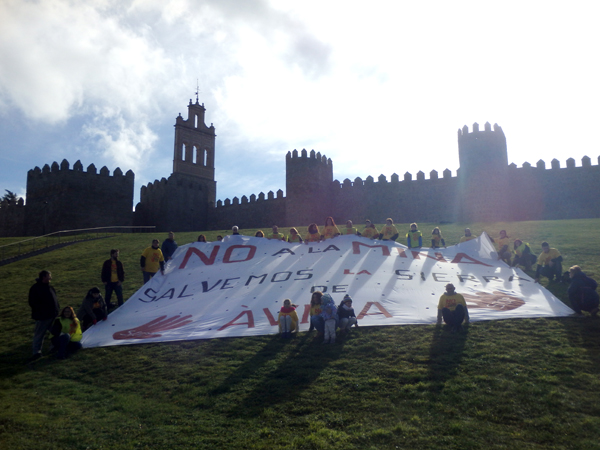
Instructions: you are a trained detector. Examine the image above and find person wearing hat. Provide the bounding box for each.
[338,294,358,333]
[319,294,338,344]
[437,283,470,333]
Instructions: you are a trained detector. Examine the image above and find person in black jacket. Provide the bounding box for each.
[568,265,599,316]
[338,294,358,334]
[101,249,125,309]
[77,287,108,331]
[28,270,60,360]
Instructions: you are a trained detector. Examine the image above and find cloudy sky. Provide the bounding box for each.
[1,0,599,207]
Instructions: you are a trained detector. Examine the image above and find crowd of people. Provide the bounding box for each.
[28,221,599,360]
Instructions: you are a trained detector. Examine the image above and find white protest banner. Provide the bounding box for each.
[81,233,573,347]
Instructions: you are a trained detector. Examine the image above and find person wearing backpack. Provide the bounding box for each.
[568,265,599,316]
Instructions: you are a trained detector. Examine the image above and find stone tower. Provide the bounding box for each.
[285,149,333,226]
[457,122,509,222]
[135,99,216,231]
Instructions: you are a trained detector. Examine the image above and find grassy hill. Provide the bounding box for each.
[1,220,599,449]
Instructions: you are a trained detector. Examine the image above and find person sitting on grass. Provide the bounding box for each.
[361,220,379,239]
[459,228,477,243]
[255,230,265,238]
[431,227,446,248]
[287,228,303,243]
[197,234,207,242]
[309,291,324,332]
[535,242,563,283]
[338,294,358,334]
[568,265,599,316]
[322,217,341,240]
[320,294,338,344]
[50,306,82,359]
[511,239,536,271]
[436,283,470,333]
[304,223,321,243]
[267,225,286,241]
[406,223,423,249]
[278,299,299,338]
[379,218,399,241]
[496,230,512,264]
[77,287,107,332]
[343,220,358,235]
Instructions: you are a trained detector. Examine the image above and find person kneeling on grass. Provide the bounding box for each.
[320,294,338,344]
[78,287,107,332]
[437,283,470,333]
[338,294,358,334]
[278,299,299,339]
[568,265,599,316]
[50,306,82,359]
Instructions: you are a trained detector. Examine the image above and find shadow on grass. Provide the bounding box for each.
[560,316,600,372]
[210,331,345,418]
[426,324,469,393]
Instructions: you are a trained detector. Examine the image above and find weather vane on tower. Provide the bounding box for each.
[195,79,200,103]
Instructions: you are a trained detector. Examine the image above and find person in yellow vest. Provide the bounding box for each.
[511,239,536,271]
[496,230,512,264]
[436,283,470,333]
[361,219,379,239]
[287,228,303,243]
[50,306,82,359]
[322,217,340,240]
[431,227,446,248]
[378,218,399,241]
[406,223,423,248]
[459,228,477,243]
[343,220,358,235]
[304,223,321,243]
[535,242,563,283]
[267,225,286,241]
[278,299,299,338]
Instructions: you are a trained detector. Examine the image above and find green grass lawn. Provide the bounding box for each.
[1,220,599,449]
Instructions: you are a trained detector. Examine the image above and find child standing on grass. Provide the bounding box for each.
[320,294,338,344]
[309,291,324,332]
[278,299,299,338]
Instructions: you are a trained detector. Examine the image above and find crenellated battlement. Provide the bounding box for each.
[27,159,134,179]
[333,168,456,189]
[286,148,332,167]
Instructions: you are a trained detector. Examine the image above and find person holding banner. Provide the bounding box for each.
[255,230,265,238]
[343,220,358,235]
[361,220,379,239]
[305,223,321,243]
[322,217,341,240]
[267,225,286,241]
[496,230,512,264]
[511,239,536,271]
[431,227,446,248]
[437,283,470,333]
[288,228,303,243]
[406,223,422,248]
[379,218,399,241]
[278,299,299,338]
[535,242,563,283]
[459,228,477,243]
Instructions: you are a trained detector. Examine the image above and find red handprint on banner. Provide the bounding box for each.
[462,291,525,311]
[113,315,193,340]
